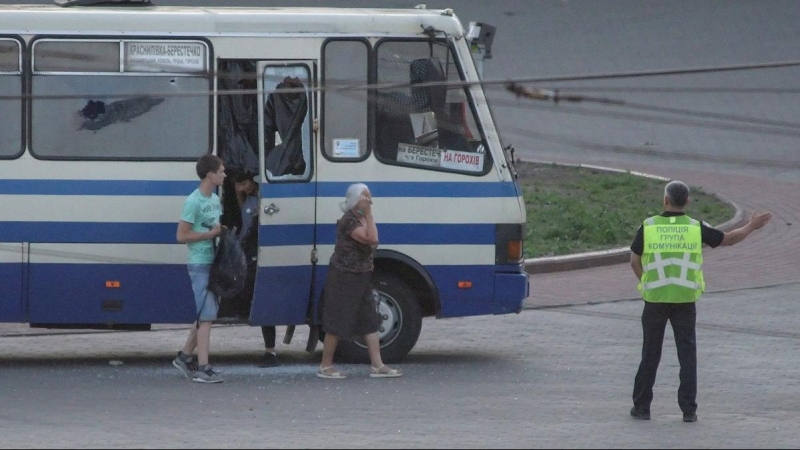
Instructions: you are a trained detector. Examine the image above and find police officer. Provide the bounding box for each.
[629,180,771,422]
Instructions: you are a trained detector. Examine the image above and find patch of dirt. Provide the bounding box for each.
[514,161,584,184]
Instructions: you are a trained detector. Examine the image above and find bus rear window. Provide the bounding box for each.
[30,39,210,160]
[374,40,490,175]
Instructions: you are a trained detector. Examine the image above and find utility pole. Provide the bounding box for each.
[467,22,496,80]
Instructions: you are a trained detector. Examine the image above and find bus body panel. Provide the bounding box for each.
[27,262,195,324]
[0,243,24,322]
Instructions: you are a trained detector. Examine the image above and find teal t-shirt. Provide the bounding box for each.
[180,188,222,264]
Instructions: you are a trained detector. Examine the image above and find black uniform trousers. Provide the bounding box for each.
[633,301,698,415]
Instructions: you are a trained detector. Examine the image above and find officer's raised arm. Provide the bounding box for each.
[720,212,772,246]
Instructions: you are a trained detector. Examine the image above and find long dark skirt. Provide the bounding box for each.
[321,266,381,341]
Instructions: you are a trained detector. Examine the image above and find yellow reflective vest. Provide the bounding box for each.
[638,215,705,303]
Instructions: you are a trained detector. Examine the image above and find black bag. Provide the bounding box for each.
[208,228,248,300]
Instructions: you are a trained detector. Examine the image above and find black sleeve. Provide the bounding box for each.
[701,221,725,248]
[630,225,644,255]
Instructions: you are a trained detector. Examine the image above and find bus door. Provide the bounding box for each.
[249,60,317,326]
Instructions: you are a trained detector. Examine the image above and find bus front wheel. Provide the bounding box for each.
[335,273,422,364]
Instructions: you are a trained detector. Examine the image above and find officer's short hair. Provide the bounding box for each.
[664,180,689,207]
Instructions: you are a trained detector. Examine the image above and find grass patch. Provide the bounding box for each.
[517,162,734,258]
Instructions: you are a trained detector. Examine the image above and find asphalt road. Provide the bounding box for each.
[1,283,799,448]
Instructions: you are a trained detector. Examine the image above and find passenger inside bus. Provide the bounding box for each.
[217,61,259,178]
[216,59,258,320]
[264,76,307,177]
[409,58,469,151]
[375,57,469,159]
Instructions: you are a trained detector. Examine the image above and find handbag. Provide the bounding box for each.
[208,228,248,300]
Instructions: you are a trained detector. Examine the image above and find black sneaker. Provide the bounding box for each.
[683,413,698,423]
[630,407,651,420]
[259,351,280,368]
[192,364,223,384]
[172,351,197,379]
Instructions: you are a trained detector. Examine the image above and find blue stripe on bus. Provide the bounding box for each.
[0,180,197,196]
[0,222,495,245]
[259,223,495,246]
[0,180,519,198]
[0,222,178,243]
[315,182,518,198]
[8,261,527,324]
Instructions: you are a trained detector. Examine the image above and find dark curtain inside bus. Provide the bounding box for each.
[264,76,308,176]
[217,60,258,237]
[218,60,259,177]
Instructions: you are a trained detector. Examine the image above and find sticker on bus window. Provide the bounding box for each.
[440,149,484,172]
[124,41,207,73]
[396,143,441,168]
[332,139,360,158]
[397,144,484,173]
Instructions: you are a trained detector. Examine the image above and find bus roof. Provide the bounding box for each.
[0,4,466,37]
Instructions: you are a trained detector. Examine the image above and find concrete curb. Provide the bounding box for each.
[522,160,747,275]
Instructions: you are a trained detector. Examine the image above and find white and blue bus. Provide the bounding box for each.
[0,0,528,361]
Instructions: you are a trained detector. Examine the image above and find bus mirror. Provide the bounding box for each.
[467,22,496,59]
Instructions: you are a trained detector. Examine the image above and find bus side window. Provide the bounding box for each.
[374,57,469,158]
[264,75,308,177]
[374,40,490,175]
[0,38,22,158]
[322,39,368,160]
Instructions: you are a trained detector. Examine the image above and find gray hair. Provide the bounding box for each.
[664,180,690,207]
[340,183,369,213]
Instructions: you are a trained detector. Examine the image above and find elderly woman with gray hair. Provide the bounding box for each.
[317,183,402,379]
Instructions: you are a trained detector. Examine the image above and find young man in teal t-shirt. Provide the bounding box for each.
[172,154,226,384]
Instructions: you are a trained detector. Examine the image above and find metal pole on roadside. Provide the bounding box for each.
[467,21,496,80]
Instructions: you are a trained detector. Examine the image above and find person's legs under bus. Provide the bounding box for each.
[260,326,280,367]
[670,302,698,418]
[633,302,670,414]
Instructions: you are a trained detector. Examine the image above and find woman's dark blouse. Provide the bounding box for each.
[330,210,375,273]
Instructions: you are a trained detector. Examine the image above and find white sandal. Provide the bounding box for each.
[317,366,346,379]
[369,364,402,378]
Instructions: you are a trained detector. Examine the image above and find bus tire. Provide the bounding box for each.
[335,273,422,364]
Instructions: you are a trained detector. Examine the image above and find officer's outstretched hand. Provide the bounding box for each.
[749,212,772,230]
